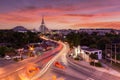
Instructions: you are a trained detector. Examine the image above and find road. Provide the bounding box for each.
[1,37,120,80]
[0,38,63,80]
[40,42,120,80]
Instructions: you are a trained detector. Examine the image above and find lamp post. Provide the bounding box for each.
[115,44,117,63]
[111,44,112,64]
[17,48,24,60]
[29,46,34,57]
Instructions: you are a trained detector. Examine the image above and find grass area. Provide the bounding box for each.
[102,59,120,72]
[73,56,83,61]
[112,62,120,68]
[110,62,120,72]
[90,62,102,67]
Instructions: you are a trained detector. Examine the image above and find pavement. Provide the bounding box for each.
[67,55,120,79]
[0,58,16,67]
[100,59,120,72]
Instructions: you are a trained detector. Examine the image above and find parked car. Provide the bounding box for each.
[4,55,11,60]
[12,56,21,59]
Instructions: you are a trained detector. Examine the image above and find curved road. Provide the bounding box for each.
[40,42,120,80]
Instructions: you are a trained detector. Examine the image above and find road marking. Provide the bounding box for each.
[15,67,24,72]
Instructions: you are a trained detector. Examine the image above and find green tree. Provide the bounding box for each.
[97,37,111,50]
[90,53,98,60]
[0,47,7,57]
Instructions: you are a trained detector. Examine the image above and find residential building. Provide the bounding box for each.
[72,46,102,62]
[80,46,102,62]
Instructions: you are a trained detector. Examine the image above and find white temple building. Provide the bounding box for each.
[39,16,49,34]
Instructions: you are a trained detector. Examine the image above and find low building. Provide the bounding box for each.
[12,26,28,33]
[80,46,102,62]
[71,46,102,62]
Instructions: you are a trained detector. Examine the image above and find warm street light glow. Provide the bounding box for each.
[29,47,34,51]
[52,75,57,80]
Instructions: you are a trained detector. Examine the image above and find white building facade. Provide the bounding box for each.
[73,46,102,62]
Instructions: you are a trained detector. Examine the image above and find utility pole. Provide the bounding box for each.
[115,44,117,63]
[105,44,107,59]
[111,44,112,64]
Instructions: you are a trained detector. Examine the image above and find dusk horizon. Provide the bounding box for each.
[0,0,120,30]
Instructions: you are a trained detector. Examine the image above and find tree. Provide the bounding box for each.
[0,46,7,57]
[90,53,98,60]
[0,46,15,57]
[97,37,111,50]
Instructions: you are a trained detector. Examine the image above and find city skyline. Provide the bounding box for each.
[0,0,120,30]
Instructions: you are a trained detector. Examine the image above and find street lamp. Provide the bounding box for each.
[29,47,34,51]
[29,46,34,57]
[17,48,24,60]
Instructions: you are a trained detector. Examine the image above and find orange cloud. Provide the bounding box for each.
[0,7,67,23]
[0,4,120,30]
[64,14,94,17]
[71,22,120,29]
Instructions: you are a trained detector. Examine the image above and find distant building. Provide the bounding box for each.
[79,28,119,35]
[12,26,28,33]
[51,29,76,36]
[39,16,49,34]
[31,28,38,33]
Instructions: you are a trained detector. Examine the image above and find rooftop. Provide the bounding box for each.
[83,48,101,52]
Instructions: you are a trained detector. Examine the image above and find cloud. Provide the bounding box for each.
[0,7,66,23]
[71,22,120,29]
[0,13,37,22]
[0,0,120,29]
[64,14,95,17]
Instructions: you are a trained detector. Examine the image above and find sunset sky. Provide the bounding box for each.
[0,0,120,30]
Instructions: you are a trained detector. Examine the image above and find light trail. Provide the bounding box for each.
[31,42,66,80]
